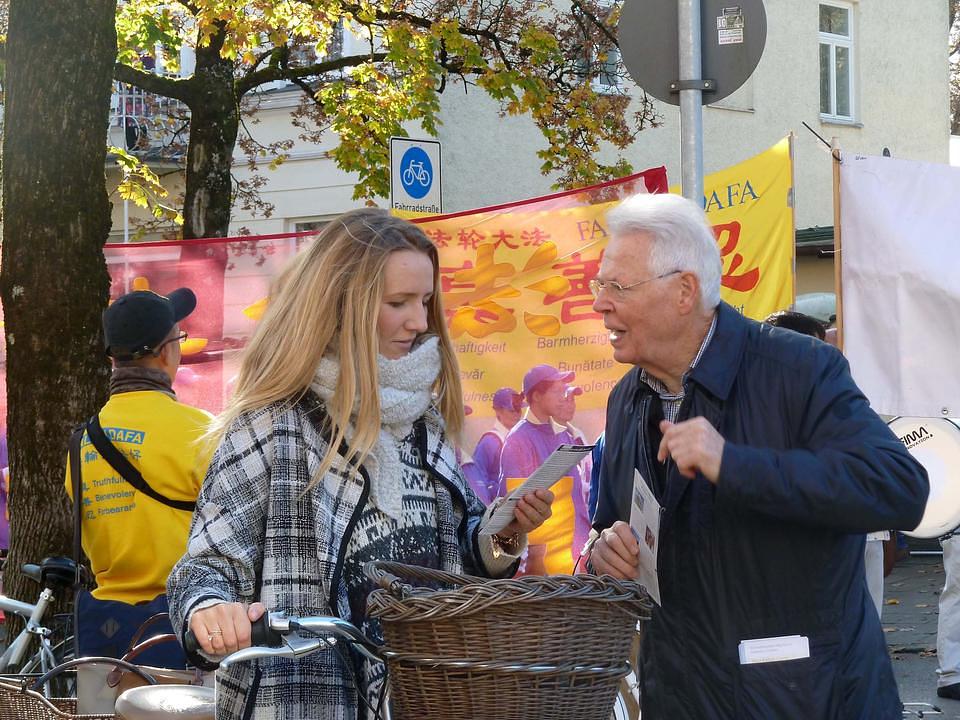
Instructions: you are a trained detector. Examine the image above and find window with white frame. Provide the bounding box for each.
[594,45,623,94]
[570,2,624,95]
[819,2,855,121]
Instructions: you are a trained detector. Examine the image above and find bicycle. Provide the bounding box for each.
[0,556,77,698]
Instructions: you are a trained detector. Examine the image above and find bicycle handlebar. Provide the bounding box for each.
[183,612,281,657]
[183,611,382,670]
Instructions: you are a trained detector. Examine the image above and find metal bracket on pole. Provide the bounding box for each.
[669,79,716,93]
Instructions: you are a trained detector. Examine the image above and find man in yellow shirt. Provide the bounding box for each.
[65,288,212,665]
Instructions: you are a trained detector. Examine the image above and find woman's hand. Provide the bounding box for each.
[500,488,554,536]
[189,601,266,656]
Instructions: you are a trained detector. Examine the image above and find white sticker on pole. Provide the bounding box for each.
[717,6,745,45]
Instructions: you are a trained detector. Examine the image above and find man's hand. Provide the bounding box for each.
[658,417,724,483]
[589,521,640,579]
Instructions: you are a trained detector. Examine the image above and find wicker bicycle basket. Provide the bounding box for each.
[0,677,113,720]
[364,561,652,720]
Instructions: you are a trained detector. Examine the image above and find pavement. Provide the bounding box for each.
[887,550,956,718]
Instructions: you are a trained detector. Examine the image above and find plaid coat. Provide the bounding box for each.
[168,395,507,719]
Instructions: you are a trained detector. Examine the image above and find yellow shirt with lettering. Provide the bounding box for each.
[65,391,213,603]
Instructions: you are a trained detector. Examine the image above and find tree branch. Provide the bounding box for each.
[113,63,195,103]
[341,2,520,51]
[236,52,388,97]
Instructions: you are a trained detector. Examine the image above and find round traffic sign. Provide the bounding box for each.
[618,0,767,106]
[399,146,434,199]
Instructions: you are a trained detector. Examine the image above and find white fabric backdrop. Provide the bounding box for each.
[840,154,960,418]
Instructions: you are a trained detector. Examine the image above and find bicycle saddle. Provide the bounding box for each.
[22,556,77,589]
[115,684,215,720]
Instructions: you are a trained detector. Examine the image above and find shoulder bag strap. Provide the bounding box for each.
[85,414,196,512]
[69,423,86,587]
[69,422,87,660]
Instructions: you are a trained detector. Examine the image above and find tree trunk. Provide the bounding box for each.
[182,24,238,240]
[0,0,115,615]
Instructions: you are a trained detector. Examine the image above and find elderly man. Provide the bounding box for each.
[586,193,928,720]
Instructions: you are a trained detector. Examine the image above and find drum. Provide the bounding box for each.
[887,416,960,539]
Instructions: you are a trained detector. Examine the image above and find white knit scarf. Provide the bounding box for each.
[309,336,441,520]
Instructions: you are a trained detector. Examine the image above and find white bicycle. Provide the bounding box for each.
[0,556,77,697]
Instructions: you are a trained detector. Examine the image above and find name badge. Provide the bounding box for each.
[738,635,810,665]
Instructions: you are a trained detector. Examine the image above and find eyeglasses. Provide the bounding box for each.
[155,332,188,353]
[588,270,681,299]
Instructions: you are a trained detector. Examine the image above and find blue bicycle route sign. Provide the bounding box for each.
[399,147,432,199]
[390,137,442,214]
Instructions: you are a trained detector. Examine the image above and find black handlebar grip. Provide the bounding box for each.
[250,613,283,648]
[183,612,283,656]
[183,627,202,657]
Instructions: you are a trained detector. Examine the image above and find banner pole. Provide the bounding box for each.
[831,137,844,352]
[789,132,797,308]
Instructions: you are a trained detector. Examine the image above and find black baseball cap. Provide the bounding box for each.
[103,288,196,360]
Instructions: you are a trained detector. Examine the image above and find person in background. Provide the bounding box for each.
[500,365,591,571]
[168,209,553,719]
[459,405,490,505]
[587,433,604,521]
[0,466,8,558]
[937,530,960,698]
[469,387,523,504]
[65,288,213,667]
[0,419,7,559]
[554,385,586,444]
[587,192,928,720]
[763,309,826,340]
[553,385,592,512]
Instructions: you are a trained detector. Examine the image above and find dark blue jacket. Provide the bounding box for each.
[593,302,929,720]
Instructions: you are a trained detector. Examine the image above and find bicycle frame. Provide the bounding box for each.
[0,585,68,700]
[0,587,53,671]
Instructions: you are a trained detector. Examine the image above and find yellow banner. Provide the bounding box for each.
[671,136,796,319]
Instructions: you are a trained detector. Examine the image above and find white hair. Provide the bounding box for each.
[606,193,722,310]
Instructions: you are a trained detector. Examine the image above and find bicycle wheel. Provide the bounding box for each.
[610,672,640,720]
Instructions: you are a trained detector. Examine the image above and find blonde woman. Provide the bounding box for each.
[167,208,553,719]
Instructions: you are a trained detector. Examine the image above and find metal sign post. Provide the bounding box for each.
[678,0,704,202]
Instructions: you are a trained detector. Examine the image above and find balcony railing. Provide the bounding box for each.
[108,80,188,161]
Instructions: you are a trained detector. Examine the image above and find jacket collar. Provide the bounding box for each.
[523,409,568,434]
[685,301,750,401]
